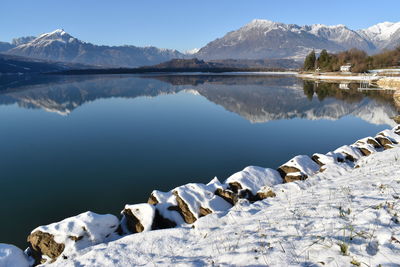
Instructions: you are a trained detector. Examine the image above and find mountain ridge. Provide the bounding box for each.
[2,20,400,67]
[195,19,400,60]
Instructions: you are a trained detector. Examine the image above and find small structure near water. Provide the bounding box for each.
[340,64,352,73]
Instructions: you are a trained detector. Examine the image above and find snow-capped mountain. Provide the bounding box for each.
[6,29,185,67]
[196,19,399,60]
[357,21,400,50]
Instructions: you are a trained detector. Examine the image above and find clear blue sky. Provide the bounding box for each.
[1,0,399,51]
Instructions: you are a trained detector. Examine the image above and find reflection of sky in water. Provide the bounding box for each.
[0,74,397,249]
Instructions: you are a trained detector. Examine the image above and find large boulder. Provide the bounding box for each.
[0,244,30,267]
[353,137,381,156]
[147,190,185,229]
[311,152,339,167]
[224,166,281,201]
[27,211,119,264]
[333,145,364,162]
[277,155,320,183]
[121,204,155,234]
[172,179,232,224]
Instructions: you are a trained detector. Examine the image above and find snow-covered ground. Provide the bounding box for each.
[2,127,400,267]
[297,73,381,82]
[47,129,400,266]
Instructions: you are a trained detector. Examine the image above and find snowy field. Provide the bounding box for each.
[1,127,400,266]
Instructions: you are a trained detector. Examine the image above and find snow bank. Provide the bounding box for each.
[0,244,30,267]
[298,73,381,81]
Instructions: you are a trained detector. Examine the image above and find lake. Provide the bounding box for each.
[0,73,398,249]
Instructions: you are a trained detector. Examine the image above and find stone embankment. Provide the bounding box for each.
[2,125,400,266]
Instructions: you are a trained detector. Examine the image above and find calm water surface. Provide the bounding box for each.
[0,74,398,248]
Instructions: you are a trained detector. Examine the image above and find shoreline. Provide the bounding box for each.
[2,124,400,266]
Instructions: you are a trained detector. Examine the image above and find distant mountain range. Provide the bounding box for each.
[196,20,400,60]
[1,20,399,68]
[2,29,185,68]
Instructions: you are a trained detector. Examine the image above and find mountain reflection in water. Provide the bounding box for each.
[0,74,397,125]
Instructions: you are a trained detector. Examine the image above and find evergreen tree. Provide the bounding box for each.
[318,49,330,70]
[303,50,316,71]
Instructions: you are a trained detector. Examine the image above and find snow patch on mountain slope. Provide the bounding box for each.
[359,22,400,42]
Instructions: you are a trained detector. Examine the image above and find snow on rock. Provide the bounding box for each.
[222,166,281,202]
[278,155,320,182]
[377,129,400,144]
[147,190,174,205]
[333,145,364,162]
[146,190,184,229]
[0,244,30,267]
[173,181,232,224]
[27,211,119,264]
[311,152,339,167]
[375,130,398,149]
[353,137,382,156]
[50,144,400,267]
[225,166,282,194]
[121,204,155,234]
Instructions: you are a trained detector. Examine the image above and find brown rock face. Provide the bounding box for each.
[147,194,159,205]
[28,231,65,264]
[277,166,308,183]
[277,166,301,178]
[311,155,324,166]
[358,147,372,156]
[342,152,356,162]
[199,207,212,217]
[215,188,237,205]
[366,138,382,149]
[122,209,144,234]
[283,173,308,183]
[254,190,276,201]
[172,191,197,224]
[228,182,243,193]
[375,136,395,149]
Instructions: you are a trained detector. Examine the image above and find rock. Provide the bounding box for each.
[27,231,65,264]
[333,145,363,162]
[283,172,308,183]
[377,130,400,144]
[375,136,395,149]
[173,191,198,224]
[215,188,238,205]
[0,244,30,267]
[172,180,232,224]
[255,187,276,201]
[354,137,382,155]
[311,153,338,166]
[121,204,155,234]
[147,190,173,205]
[224,166,282,196]
[27,211,119,263]
[278,155,320,183]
